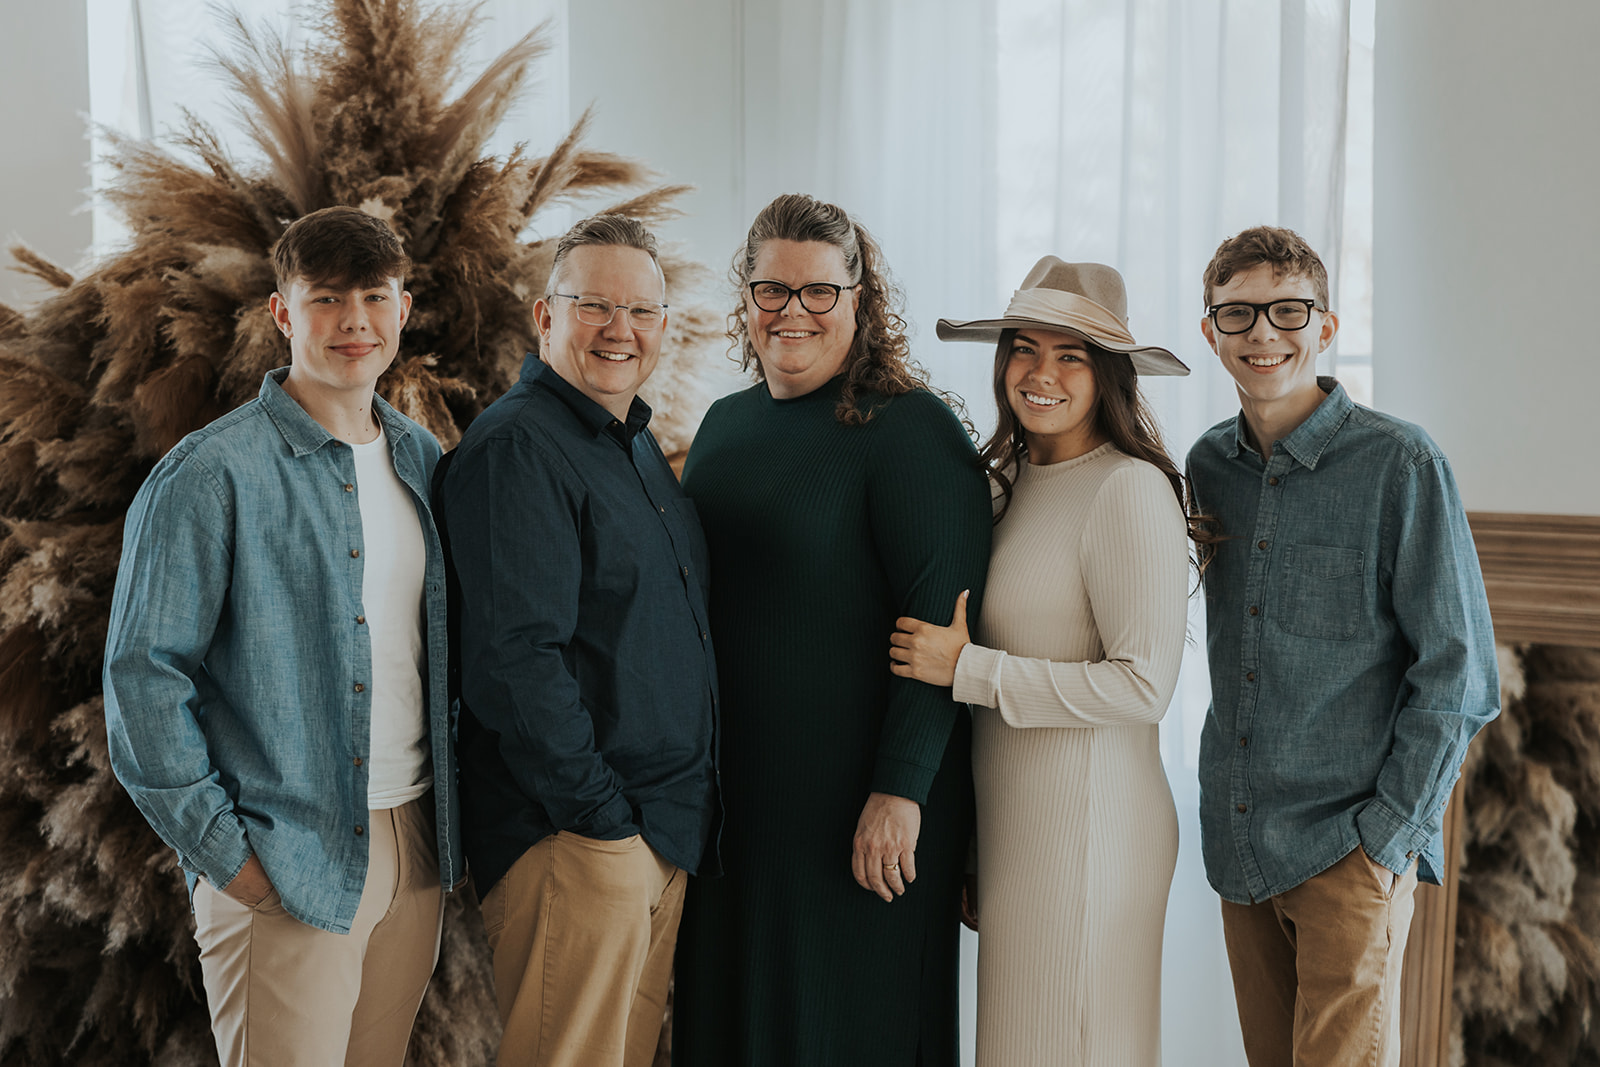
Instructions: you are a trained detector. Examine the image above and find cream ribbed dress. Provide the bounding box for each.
[952,442,1188,1067]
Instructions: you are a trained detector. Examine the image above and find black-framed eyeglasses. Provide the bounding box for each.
[1207,299,1323,335]
[748,280,857,315]
[551,294,668,329]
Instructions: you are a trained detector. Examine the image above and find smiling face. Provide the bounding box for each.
[1002,328,1106,465]
[534,244,667,420]
[1202,264,1337,414]
[271,275,412,401]
[746,239,859,399]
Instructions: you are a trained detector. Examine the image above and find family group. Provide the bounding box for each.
[101,192,1499,1067]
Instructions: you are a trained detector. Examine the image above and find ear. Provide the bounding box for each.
[397,289,413,331]
[1317,310,1340,353]
[269,292,292,339]
[1200,315,1219,354]
[533,297,554,342]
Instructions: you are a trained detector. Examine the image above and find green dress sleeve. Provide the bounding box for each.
[862,390,993,802]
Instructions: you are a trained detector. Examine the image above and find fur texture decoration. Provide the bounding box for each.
[0,2,725,1062]
[1455,643,1600,1065]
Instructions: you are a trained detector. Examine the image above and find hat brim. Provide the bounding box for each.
[936,316,1190,377]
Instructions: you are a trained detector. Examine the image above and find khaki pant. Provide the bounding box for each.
[1221,846,1419,1067]
[192,798,445,1067]
[481,832,686,1067]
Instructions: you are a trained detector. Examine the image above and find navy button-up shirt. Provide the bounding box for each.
[1187,379,1498,904]
[104,368,462,934]
[438,356,720,895]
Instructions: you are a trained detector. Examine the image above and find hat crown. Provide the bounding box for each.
[1020,257,1129,325]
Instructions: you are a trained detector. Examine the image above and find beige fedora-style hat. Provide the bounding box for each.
[937,256,1188,376]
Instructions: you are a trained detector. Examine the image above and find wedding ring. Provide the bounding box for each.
[883,863,900,871]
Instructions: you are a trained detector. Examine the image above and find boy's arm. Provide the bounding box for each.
[1357,452,1499,874]
[103,455,255,891]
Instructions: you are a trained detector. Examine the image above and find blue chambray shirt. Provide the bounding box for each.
[1187,379,1498,904]
[104,368,463,934]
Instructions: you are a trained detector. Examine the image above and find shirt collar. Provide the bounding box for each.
[258,367,411,457]
[521,354,653,445]
[1228,376,1352,470]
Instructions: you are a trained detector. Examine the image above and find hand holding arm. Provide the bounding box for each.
[889,590,971,687]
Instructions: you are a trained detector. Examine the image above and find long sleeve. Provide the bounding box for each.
[864,392,992,802]
[443,434,633,838]
[103,453,253,889]
[1356,451,1499,873]
[952,461,1189,728]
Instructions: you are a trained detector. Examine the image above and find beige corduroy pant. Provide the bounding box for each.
[1221,845,1420,1067]
[192,797,444,1067]
[481,832,685,1067]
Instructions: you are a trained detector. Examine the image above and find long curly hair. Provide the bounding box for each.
[728,193,938,425]
[979,329,1220,565]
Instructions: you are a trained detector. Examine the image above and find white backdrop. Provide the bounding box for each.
[88,2,1358,1062]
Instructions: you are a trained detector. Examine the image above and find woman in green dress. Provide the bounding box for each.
[672,193,992,1066]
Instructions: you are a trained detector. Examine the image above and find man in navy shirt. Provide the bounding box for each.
[1188,225,1497,1066]
[437,214,719,1067]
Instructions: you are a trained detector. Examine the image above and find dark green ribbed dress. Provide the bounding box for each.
[673,377,993,1067]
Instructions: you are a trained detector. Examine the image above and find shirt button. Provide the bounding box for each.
[1257,540,1269,550]
[356,615,366,624]
[1246,671,1256,682]
[344,483,354,493]
[1248,605,1259,616]
[353,756,363,766]
[701,631,709,640]
[1239,737,1249,747]
[681,565,689,577]
[659,505,666,514]
[1406,850,1415,859]
[1268,477,1279,486]
[350,549,360,558]
[354,825,364,836]
[1236,803,1248,814]
[354,682,365,693]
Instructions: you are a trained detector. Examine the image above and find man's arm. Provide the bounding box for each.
[443,435,634,837]
[103,454,257,893]
[1357,451,1500,875]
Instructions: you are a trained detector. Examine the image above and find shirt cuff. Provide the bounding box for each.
[952,643,1005,707]
[572,790,636,840]
[870,756,938,805]
[188,815,254,892]
[1356,798,1427,875]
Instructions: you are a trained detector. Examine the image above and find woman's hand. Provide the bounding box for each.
[852,792,921,902]
[889,590,971,687]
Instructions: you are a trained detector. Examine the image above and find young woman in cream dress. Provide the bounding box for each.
[891,257,1208,1066]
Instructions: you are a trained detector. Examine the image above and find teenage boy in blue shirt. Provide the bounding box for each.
[1187,225,1497,1066]
[104,206,461,1067]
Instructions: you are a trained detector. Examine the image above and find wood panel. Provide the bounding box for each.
[1469,511,1600,647]
[1399,779,1464,1067]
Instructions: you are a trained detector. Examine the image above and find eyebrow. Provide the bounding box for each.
[1015,332,1090,352]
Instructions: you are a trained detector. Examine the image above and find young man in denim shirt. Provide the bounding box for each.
[104,206,462,1066]
[1187,226,1497,1066]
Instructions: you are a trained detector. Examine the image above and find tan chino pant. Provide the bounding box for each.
[192,797,445,1067]
[1221,845,1419,1067]
[481,831,686,1067]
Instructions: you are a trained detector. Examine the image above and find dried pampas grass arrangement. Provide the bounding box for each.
[0,1,724,1062]
[1455,643,1600,1065]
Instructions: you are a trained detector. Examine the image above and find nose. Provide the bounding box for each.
[339,299,372,333]
[598,305,637,340]
[1246,310,1280,342]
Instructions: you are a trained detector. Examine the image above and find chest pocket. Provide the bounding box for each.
[1275,543,1365,640]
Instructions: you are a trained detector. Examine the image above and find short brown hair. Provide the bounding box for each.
[271,206,410,292]
[545,214,662,297]
[1202,225,1330,308]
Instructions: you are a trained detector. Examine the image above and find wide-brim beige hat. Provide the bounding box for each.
[937,256,1188,376]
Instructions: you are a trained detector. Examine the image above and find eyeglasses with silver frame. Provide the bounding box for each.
[1207,299,1323,335]
[748,280,857,315]
[551,293,668,329]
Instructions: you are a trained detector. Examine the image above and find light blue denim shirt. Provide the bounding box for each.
[104,368,462,934]
[1187,379,1497,904]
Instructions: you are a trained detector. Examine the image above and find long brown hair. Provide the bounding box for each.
[729,193,942,425]
[979,329,1219,561]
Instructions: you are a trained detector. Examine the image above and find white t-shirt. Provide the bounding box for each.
[350,426,431,809]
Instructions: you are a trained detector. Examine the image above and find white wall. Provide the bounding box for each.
[0,1,92,310]
[1374,0,1600,516]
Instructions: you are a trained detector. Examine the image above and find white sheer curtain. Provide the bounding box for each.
[86,0,570,254]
